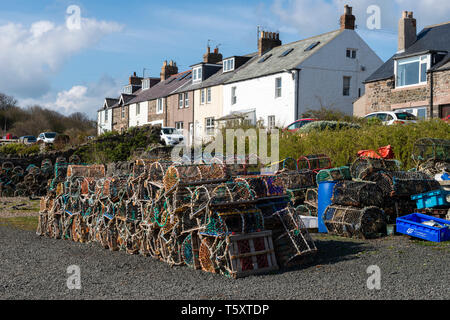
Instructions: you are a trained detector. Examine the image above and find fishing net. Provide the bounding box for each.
[412,138,450,163]
[323,205,387,239]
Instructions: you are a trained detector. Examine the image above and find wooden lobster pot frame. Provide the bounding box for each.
[227,231,278,279]
[297,154,332,173]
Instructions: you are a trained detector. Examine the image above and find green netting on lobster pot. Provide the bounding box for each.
[316,166,351,184]
[412,138,450,162]
[181,235,194,268]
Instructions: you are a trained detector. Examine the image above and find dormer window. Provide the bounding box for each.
[142,79,150,90]
[223,58,235,72]
[395,54,429,88]
[123,85,132,94]
[193,67,203,82]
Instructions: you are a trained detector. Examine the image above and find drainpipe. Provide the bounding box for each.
[429,70,434,118]
[294,69,300,120]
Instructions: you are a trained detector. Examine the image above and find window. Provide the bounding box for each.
[178,94,184,108]
[396,55,429,87]
[258,54,272,63]
[275,77,282,98]
[268,116,276,129]
[201,89,205,104]
[207,88,211,103]
[280,48,294,57]
[142,79,150,90]
[223,58,235,72]
[343,76,351,96]
[184,92,189,108]
[193,67,203,82]
[123,85,132,94]
[231,86,237,105]
[346,49,357,59]
[304,41,320,51]
[136,103,140,115]
[205,117,215,135]
[121,106,125,118]
[157,98,164,114]
[105,111,108,122]
[175,121,184,130]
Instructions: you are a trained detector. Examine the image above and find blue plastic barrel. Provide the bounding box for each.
[317,181,338,233]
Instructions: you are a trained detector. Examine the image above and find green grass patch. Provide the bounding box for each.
[0,216,38,231]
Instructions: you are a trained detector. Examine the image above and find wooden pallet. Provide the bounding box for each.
[226,230,278,278]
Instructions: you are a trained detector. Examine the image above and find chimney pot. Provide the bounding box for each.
[340,5,355,30]
[258,29,282,56]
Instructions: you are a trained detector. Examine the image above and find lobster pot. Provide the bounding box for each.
[149,161,172,185]
[286,188,307,207]
[215,208,264,235]
[297,154,332,172]
[80,178,96,195]
[224,163,247,177]
[324,205,387,239]
[226,231,278,278]
[350,157,401,180]
[181,233,201,269]
[383,198,417,222]
[417,159,450,176]
[277,170,316,190]
[366,171,441,198]
[305,188,318,208]
[316,166,351,184]
[331,180,385,207]
[271,208,317,267]
[281,157,298,171]
[40,159,53,178]
[234,176,269,198]
[67,165,106,179]
[133,159,155,178]
[412,138,450,163]
[172,187,193,213]
[163,164,202,191]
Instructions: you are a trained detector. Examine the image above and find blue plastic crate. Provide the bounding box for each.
[411,189,449,209]
[396,213,450,242]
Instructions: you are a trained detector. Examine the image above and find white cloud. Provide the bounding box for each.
[0,17,123,99]
[20,75,122,119]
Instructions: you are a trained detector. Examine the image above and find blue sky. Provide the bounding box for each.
[0,0,449,118]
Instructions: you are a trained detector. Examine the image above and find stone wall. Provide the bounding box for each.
[112,105,129,133]
[148,100,165,125]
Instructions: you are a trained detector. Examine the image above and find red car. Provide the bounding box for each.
[284,118,318,132]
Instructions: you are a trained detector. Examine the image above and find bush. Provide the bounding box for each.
[298,120,361,133]
[280,120,450,170]
[0,143,40,156]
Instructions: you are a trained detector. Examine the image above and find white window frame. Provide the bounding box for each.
[275,77,282,98]
[193,67,202,82]
[205,117,215,135]
[178,93,184,108]
[142,79,150,90]
[136,103,140,115]
[268,115,276,129]
[123,85,132,94]
[223,58,235,72]
[184,92,189,108]
[231,86,237,105]
[346,48,357,59]
[343,76,351,96]
[157,98,164,114]
[201,89,205,104]
[207,88,211,103]
[395,54,430,88]
[175,121,184,130]
[104,110,108,122]
[121,106,125,118]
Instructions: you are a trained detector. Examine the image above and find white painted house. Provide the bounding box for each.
[97,98,118,135]
[222,5,383,128]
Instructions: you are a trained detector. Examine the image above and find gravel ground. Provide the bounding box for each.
[0,225,449,300]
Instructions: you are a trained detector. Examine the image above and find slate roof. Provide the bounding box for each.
[126,70,192,105]
[98,98,119,112]
[365,22,450,83]
[226,29,343,84]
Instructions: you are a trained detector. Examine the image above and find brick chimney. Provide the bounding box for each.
[129,72,143,86]
[340,5,355,30]
[160,60,178,81]
[203,46,223,64]
[258,31,282,56]
[398,11,416,52]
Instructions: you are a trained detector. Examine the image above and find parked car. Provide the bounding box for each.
[37,132,58,144]
[284,118,319,132]
[160,127,184,146]
[363,111,417,125]
[19,135,37,144]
